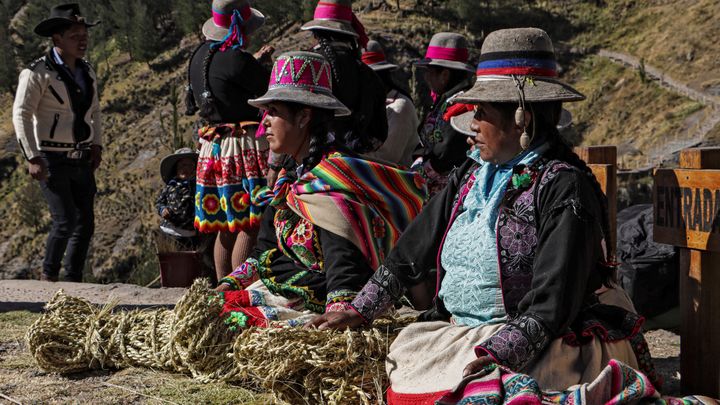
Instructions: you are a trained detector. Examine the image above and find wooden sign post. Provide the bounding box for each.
[654,147,720,397]
[575,145,618,257]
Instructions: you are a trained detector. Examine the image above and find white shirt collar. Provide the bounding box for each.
[52,47,65,66]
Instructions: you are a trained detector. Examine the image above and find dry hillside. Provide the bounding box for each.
[0,0,718,281]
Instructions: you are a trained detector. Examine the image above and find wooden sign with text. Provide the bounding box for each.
[653,168,720,252]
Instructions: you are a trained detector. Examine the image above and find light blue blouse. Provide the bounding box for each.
[438,145,546,327]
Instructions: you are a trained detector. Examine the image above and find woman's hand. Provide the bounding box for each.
[462,355,496,377]
[304,310,365,330]
[215,283,232,292]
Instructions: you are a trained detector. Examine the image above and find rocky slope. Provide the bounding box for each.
[0,0,717,281]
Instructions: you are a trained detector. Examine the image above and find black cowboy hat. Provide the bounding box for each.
[34,3,100,37]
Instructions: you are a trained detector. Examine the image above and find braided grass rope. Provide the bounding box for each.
[26,279,414,404]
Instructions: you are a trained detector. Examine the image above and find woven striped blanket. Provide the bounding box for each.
[254,151,427,269]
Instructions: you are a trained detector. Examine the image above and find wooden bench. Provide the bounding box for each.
[654,147,720,397]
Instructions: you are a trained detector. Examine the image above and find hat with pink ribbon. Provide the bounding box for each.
[415,32,474,73]
[202,0,265,48]
[361,40,398,71]
[248,51,351,116]
[301,0,369,48]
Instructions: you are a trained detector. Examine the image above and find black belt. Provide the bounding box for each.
[40,140,90,149]
[40,141,92,160]
[42,150,91,161]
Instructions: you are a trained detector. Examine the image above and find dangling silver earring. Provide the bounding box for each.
[513,75,531,150]
[515,106,531,150]
[515,106,525,127]
[520,130,530,150]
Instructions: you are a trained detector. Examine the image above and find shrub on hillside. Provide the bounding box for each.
[16,181,49,233]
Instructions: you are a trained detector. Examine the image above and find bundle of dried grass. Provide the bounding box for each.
[232,317,413,404]
[26,279,414,404]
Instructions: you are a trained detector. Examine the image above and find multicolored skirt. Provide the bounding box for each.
[195,123,269,233]
[386,289,643,404]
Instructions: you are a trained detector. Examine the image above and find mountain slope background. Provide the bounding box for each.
[0,0,718,282]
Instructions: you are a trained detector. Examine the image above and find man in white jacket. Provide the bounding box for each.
[13,3,102,282]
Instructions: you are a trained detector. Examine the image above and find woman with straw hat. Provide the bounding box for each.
[361,40,420,167]
[301,0,388,154]
[185,0,271,282]
[308,28,658,403]
[412,32,476,196]
[212,52,426,329]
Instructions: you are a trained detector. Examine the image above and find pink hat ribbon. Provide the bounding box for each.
[211,5,252,51]
[270,56,333,92]
[313,1,369,48]
[425,46,469,62]
[212,4,252,28]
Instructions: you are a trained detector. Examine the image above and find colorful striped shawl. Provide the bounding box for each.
[254,151,427,270]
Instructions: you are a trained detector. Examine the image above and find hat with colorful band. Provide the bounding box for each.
[202,0,265,43]
[414,32,474,73]
[301,0,369,47]
[453,27,585,104]
[361,40,398,71]
[248,51,351,116]
[448,28,584,136]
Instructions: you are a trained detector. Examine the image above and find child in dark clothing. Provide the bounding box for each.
[156,148,198,249]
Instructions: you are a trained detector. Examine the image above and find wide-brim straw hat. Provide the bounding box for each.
[414,32,474,73]
[202,0,265,42]
[449,104,576,137]
[301,0,359,38]
[362,40,398,71]
[34,3,100,37]
[248,51,351,116]
[160,148,198,184]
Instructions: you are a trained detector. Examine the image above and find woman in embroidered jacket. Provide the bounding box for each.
[412,32,475,197]
[308,28,657,404]
[213,51,427,330]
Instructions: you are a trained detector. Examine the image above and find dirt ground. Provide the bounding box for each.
[0,280,187,312]
[0,281,683,403]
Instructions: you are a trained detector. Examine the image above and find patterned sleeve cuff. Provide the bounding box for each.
[474,314,551,372]
[350,265,405,323]
[325,290,357,313]
[219,259,260,290]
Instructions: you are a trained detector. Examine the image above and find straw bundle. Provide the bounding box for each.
[26,279,414,404]
[232,317,413,404]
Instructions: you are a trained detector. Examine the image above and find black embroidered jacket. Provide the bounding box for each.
[351,156,643,372]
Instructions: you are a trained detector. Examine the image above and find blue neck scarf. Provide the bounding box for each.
[465,143,549,228]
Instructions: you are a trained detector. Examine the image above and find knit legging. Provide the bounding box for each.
[214,229,259,281]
